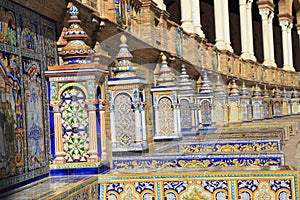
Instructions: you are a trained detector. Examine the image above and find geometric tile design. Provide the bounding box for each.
[61,88,89,162]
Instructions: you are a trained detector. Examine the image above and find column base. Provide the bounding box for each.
[88,150,99,162]
[241,53,257,62]
[283,65,295,72]
[225,43,233,52]
[215,41,233,52]
[53,153,66,164]
[263,60,277,68]
[194,26,205,38]
[101,151,108,159]
[181,21,194,33]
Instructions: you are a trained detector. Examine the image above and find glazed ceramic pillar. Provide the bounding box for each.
[52,104,65,164]
[154,105,160,135]
[259,9,276,67]
[140,103,147,142]
[191,105,196,131]
[173,104,179,135]
[134,104,142,142]
[211,104,215,124]
[180,0,194,33]
[177,105,181,136]
[191,0,205,37]
[195,105,199,129]
[87,104,98,162]
[99,108,107,159]
[110,106,116,148]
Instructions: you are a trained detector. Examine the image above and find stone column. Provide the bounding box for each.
[240,0,256,61]
[240,0,248,57]
[52,103,65,164]
[267,12,276,67]
[259,8,276,67]
[180,0,194,33]
[214,0,225,50]
[246,0,255,61]
[222,0,233,52]
[191,0,205,37]
[214,0,232,52]
[87,103,99,162]
[279,20,294,71]
[287,22,294,70]
[280,20,289,70]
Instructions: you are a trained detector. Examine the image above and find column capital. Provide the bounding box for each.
[86,104,97,111]
[132,102,140,110]
[246,1,253,9]
[99,99,107,111]
[50,101,61,107]
[50,101,61,113]
[259,9,270,20]
[239,0,247,5]
[268,11,274,21]
[279,19,293,31]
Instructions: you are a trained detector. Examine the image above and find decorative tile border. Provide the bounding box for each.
[113,152,284,170]
[98,169,299,200]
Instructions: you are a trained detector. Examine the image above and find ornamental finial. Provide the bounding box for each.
[161,53,167,64]
[120,35,127,44]
[69,5,79,16]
